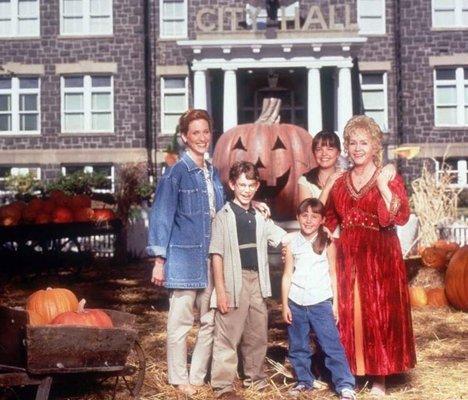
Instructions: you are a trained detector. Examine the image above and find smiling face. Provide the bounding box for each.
[313,140,340,169]
[181,118,211,158]
[297,206,324,238]
[229,173,260,209]
[347,129,377,167]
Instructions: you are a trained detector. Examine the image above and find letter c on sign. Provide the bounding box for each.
[196,7,216,32]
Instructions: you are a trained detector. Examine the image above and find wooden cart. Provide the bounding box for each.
[0,306,145,400]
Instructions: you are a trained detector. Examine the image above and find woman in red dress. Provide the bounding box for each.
[326,115,416,396]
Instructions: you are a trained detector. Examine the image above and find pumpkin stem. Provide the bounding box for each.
[77,299,86,313]
[256,98,282,124]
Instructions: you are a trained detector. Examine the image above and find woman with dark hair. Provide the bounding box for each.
[147,109,225,396]
[326,115,416,396]
[298,131,344,205]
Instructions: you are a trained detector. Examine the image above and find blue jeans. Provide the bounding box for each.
[287,299,355,393]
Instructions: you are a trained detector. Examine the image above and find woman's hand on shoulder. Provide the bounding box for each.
[324,170,345,189]
[252,200,271,218]
[151,256,165,286]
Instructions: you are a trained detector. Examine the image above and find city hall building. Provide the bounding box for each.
[0,0,467,196]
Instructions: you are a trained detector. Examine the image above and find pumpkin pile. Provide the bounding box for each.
[0,190,116,226]
[26,287,114,328]
[409,242,467,312]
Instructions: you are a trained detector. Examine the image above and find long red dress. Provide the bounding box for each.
[326,169,416,376]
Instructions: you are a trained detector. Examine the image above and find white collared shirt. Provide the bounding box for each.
[288,232,333,306]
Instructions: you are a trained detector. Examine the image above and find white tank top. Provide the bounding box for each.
[288,231,333,306]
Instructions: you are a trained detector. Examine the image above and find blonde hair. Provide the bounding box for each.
[343,115,383,167]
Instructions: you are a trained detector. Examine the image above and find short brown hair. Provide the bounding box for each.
[178,109,213,136]
[312,130,341,153]
[229,161,260,183]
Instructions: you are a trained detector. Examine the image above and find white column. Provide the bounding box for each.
[307,67,322,135]
[337,66,353,142]
[193,70,208,110]
[223,68,238,131]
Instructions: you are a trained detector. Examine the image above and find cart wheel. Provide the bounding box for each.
[109,340,146,400]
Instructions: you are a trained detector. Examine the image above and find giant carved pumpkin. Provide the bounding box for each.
[445,246,468,311]
[26,287,79,324]
[213,98,316,220]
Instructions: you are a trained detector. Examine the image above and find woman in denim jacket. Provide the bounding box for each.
[147,109,225,396]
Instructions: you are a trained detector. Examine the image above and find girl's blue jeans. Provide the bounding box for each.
[287,299,355,393]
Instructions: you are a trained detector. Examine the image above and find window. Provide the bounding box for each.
[436,157,468,187]
[360,72,388,131]
[61,75,114,133]
[60,0,112,36]
[61,164,115,193]
[432,0,468,28]
[0,0,40,37]
[434,67,468,126]
[357,0,386,34]
[0,166,41,194]
[160,76,188,134]
[160,0,187,38]
[0,76,40,134]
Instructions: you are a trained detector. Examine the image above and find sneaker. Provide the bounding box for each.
[287,383,313,397]
[340,388,357,400]
[242,378,269,391]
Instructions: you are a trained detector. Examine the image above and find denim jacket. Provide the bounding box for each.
[147,152,225,289]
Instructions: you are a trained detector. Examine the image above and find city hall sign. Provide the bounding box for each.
[196,4,358,33]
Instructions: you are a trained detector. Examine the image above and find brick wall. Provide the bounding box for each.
[0,0,147,152]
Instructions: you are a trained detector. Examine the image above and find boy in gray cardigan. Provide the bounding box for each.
[209,161,286,400]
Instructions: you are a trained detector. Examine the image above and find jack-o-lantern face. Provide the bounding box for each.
[213,123,316,220]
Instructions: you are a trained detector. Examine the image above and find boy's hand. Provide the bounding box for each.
[251,200,271,218]
[217,292,230,314]
[282,305,292,324]
[332,301,339,324]
[151,257,165,286]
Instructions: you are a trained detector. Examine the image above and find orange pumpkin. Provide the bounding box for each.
[426,287,449,307]
[42,199,56,214]
[49,190,71,207]
[51,299,113,328]
[35,213,52,224]
[409,286,428,308]
[0,203,23,225]
[74,207,95,222]
[433,240,460,261]
[93,208,116,222]
[70,194,92,210]
[52,206,74,223]
[28,309,47,326]
[445,246,468,311]
[421,247,447,269]
[27,198,44,211]
[26,287,79,324]
[213,122,315,220]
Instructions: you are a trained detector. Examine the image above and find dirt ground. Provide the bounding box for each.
[0,260,466,400]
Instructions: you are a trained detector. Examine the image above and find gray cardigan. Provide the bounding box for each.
[209,203,286,308]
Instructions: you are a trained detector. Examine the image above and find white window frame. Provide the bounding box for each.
[61,164,115,193]
[160,76,188,135]
[432,0,468,28]
[0,0,40,38]
[0,76,41,135]
[357,0,386,35]
[159,0,187,39]
[436,158,468,188]
[60,75,114,133]
[59,0,113,36]
[359,72,388,132]
[434,67,467,127]
[0,166,41,195]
